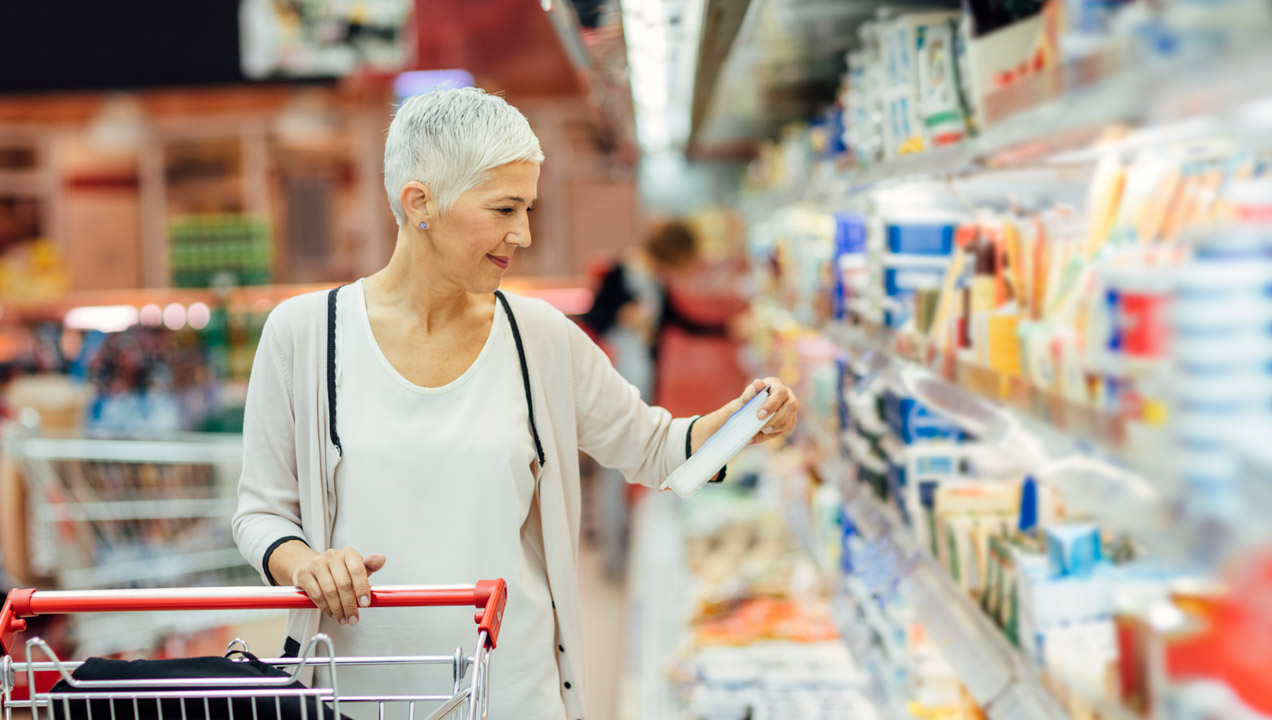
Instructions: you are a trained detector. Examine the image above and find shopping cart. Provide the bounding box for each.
[0,581,507,720]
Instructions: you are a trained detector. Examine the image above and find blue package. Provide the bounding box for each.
[1018,476,1039,533]
[885,393,963,443]
[885,223,957,255]
[883,264,948,295]
[1045,524,1103,578]
[882,257,949,329]
[833,213,868,320]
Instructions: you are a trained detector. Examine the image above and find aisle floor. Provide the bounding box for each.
[578,539,627,719]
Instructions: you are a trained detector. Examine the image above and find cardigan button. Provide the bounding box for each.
[563,682,571,689]
[558,645,565,652]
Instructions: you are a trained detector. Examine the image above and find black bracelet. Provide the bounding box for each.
[686,415,728,483]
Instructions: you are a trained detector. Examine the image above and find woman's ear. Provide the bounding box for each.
[400,181,433,228]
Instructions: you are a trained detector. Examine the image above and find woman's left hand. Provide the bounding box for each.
[731,377,798,445]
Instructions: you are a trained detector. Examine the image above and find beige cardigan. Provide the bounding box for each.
[232,287,696,720]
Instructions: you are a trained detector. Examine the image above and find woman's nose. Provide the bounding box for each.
[508,216,532,248]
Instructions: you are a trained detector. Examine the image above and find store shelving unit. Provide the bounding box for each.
[782,436,914,720]
[801,421,1115,720]
[814,314,1231,571]
[830,576,913,720]
[820,42,1272,196]
[747,38,1272,710]
[4,421,262,655]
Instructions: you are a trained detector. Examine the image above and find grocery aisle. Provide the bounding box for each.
[6,2,1272,720]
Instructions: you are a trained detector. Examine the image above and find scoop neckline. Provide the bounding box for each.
[352,279,505,395]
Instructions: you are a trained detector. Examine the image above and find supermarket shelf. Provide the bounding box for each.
[59,547,250,588]
[18,434,244,465]
[37,497,236,523]
[838,42,1272,190]
[816,320,1188,562]
[826,321,1139,457]
[820,451,1067,720]
[804,419,1143,720]
[849,145,980,191]
[784,433,915,720]
[831,578,914,720]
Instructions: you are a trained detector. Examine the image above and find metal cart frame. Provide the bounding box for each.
[0,582,508,720]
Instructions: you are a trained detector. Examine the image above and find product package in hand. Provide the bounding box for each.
[662,386,772,498]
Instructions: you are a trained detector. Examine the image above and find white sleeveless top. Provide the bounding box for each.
[316,279,564,720]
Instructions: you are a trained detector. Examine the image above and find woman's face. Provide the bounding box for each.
[428,161,540,294]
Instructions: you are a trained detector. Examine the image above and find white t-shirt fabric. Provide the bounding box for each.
[315,279,564,720]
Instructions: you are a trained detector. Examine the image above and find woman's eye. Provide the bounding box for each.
[498,208,515,215]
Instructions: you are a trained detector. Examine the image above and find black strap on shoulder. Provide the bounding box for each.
[496,290,547,468]
[327,286,345,456]
[326,286,544,467]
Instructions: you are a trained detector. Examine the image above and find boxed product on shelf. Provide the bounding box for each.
[882,254,952,330]
[916,17,972,147]
[877,11,964,157]
[833,212,869,321]
[169,214,274,288]
[882,389,963,443]
[843,49,885,168]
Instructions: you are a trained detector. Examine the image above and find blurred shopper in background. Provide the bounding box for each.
[581,219,739,577]
[232,88,797,720]
[582,219,735,399]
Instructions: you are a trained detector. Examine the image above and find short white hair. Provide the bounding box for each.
[383,88,544,225]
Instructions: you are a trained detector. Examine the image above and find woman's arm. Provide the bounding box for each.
[570,318,798,487]
[571,318,694,488]
[231,316,309,584]
[231,314,386,625]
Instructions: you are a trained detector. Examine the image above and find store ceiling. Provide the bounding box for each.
[689,0,864,157]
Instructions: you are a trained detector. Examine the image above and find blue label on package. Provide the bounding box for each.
[886,223,956,255]
[885,393,963,443]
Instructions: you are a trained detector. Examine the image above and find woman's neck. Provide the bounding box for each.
[365,230,477,332]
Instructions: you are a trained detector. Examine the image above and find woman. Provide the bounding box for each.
[232,88,797,720]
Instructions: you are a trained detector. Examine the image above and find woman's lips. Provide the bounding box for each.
[487,254,509,269]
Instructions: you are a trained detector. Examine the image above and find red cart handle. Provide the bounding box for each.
[1,581,508,656]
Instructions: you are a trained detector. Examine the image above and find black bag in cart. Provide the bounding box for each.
[48,652,349,720]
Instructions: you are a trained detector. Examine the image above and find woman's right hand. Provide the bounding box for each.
[292,547,387,626]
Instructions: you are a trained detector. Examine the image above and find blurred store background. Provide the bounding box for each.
[4,0,1272,719]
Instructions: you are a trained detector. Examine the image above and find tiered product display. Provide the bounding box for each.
[734,0,1272,718]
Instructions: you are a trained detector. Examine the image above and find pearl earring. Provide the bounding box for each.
[418,221,428,230]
